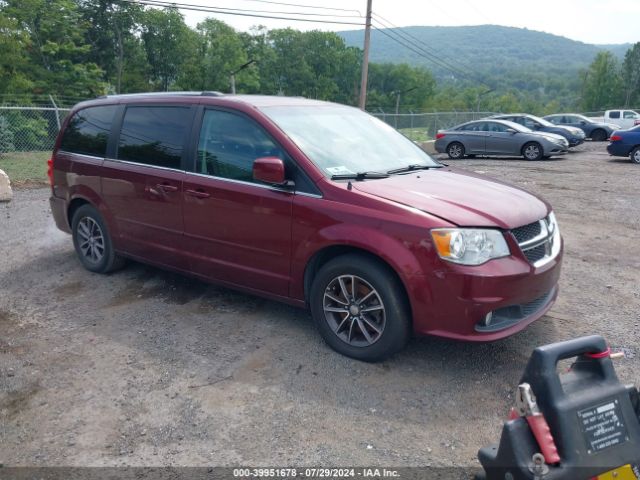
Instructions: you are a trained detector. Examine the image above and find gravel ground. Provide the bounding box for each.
[1,141,639,469]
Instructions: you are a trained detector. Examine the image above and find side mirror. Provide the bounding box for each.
[506,128,517,134]
[253,157,286,185]
[580,120,587,125]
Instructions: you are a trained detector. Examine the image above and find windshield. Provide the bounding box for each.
[575,114,592,123]
[529,115,554,127]
[261,105,440,177]
[500,120,531,133]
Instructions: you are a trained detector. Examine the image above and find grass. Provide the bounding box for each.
[0,151,50,186]
[399,128,433,143]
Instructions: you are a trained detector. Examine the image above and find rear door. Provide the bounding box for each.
[458,122,487,153]
[182,108,294,296]
[101,105,194,270]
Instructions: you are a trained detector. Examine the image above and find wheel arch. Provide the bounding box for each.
[303,245,411,321]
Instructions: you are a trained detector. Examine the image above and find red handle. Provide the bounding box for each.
[157,183,178,192]
[526,414,561,464]
[185,189,211,199]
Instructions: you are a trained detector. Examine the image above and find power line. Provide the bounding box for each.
[371,24,474,81]
[139,0,362,18]
[372,13,471,71]
[231,0,361,15]
[122,0,366,25]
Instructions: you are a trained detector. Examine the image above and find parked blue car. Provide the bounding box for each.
[606,125,640,164]
[543,114,619,142]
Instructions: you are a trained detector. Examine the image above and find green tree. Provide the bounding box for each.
[140,7,196,91]
[78,0,147,93]
[621,43,640,107]
[178,18,257,93]
[581,52,622,111]
[1,0,105,98]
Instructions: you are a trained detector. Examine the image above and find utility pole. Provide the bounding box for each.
[229,59,256,95]
[358,0,373,110]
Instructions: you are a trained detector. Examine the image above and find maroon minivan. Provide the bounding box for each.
[49,92,563,361]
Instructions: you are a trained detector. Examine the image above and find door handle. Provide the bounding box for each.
[157,183,178,192]
[185,188,211,199]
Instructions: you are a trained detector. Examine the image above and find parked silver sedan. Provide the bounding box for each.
[435,119,569,160]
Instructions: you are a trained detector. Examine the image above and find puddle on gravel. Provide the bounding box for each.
[53,280,85,297]
[107,271,209,308]
[0,383,41,419]
[0,308,15,326]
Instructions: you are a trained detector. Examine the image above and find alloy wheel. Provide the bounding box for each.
[77,217,105,264]
[524,144,540,160]
[323,275,386,347]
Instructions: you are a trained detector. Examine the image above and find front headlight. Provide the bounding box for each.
[431,228,510,265]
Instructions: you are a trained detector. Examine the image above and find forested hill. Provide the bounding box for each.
[338,25,630,80]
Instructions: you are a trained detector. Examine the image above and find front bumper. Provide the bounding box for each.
[409,240,563,341]
[568,137,585,147]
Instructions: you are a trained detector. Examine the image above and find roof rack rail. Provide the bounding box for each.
[97,91,225,99]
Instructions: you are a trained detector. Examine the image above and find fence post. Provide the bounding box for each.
[49,95,61,131]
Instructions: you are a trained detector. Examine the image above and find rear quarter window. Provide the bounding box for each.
[60,105,117,157]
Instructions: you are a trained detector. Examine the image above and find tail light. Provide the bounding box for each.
[47,156,54,186]
[634,120,640,126]
[436,132,446,139]
[609,135,622,142]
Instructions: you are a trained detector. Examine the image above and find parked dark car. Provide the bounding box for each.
[435,119,569,160]
[606,125,640,164]
[543,114,619,141]
[49,93,563,361]
[491,114,585,147]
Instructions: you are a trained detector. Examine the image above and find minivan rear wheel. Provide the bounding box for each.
[446,142,465,159]
[310,254,411,362]
[71,204,125,273]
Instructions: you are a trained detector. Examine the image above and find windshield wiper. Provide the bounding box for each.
[386,164,442,175]
[330,171,389,181]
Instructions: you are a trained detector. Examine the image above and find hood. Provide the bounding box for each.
[353,168,549,229]
[533,131,567,143]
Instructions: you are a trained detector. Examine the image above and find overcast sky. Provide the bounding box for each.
[176,0,639,45]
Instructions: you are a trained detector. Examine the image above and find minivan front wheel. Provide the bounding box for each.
[310,254,411,362]
[72,204,125,273]
[522,142,543,161]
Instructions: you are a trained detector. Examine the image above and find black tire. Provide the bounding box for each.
[446,142,465,159]
[631,146,640,164]
[591,129,607,142]
[71,204,125,274]
[522,142,544,161]
[309,254,411,362]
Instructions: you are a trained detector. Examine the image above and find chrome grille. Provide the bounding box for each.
[511,214,560,267]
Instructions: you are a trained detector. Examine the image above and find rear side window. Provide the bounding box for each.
[60,105,117,157]
[117,106,191,169]
[609,111,620,119]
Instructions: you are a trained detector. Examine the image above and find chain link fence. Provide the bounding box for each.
[370,111,498,141]
[0,106,70,153]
